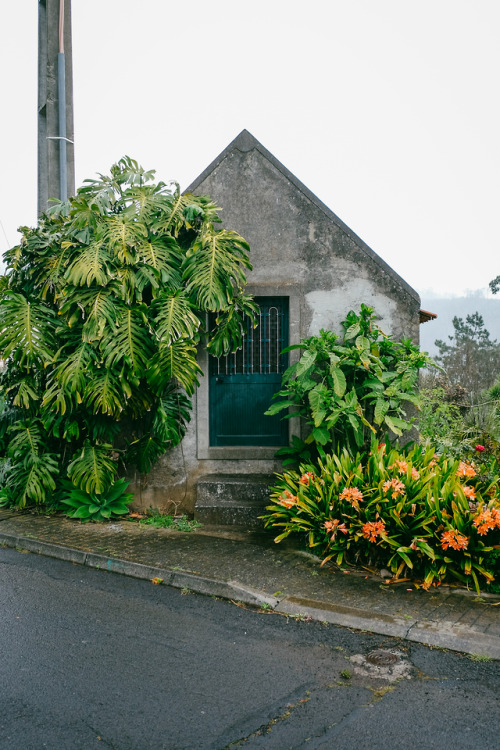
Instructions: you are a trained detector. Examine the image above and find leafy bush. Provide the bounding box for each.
[59,478,134,522]
[261,441,500,593]
[266,304,431,464]
[419,376,500,463]
[0,157,256,508]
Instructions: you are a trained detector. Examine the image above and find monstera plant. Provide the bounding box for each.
[0,157,256,508]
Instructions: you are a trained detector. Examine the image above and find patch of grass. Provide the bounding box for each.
[340,670,352,680]
[469,653,492,662]
[140,510,202,532]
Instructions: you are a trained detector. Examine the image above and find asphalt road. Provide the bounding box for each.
[1,547,499,750]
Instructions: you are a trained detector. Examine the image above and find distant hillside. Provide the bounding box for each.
[419,295,500,359]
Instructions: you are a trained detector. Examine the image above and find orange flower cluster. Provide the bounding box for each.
[382,478,405,499]
[299,472,315,486]
[362,520,386,542]
[389,460,420,481]
[278,490,297,509]
[457,461,476,479]
[473,507,500,536]
[462,485,476,500]
[440,529,469,551]
[324,519,348,536]
[339,487,363,505]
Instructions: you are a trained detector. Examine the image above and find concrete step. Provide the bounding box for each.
[195,474,274,528]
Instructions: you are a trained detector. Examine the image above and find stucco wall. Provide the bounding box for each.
[130,133,421,514]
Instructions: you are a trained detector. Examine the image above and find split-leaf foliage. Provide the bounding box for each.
[0,157,256,508]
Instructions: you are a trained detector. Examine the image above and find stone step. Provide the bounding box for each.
[195,474,274,528]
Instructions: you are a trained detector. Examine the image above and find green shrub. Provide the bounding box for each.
[266,304,431,465]
[261,441,500,593]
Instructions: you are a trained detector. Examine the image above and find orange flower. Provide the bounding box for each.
[382,478,405,499]
[362,520,386,542]
[411,467,421,480]
[457,461,476,479]
[299,472,315,486]
[325,519,349,537]
[462,485,476,500]
[473,508,500,535]
[339,487,363,505]
[278,489,297,509]
[390,460,408,474]
[440,529,469,551]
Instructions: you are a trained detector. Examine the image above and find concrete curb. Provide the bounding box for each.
[1,530,499,659]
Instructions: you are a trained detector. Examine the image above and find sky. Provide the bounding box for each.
[1,0,499,299]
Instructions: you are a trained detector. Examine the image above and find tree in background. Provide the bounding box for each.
[0,157,256,509]
[434,313,500,400]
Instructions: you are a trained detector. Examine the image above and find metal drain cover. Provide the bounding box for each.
[366,649,400,666]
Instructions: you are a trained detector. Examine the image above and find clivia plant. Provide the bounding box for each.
[261,441,500,593]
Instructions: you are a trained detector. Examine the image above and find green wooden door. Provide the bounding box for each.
[209,297,289,447]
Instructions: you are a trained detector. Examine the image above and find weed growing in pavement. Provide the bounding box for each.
[140,509,202,532]
[469,653,492,662]
[340,670,352,680]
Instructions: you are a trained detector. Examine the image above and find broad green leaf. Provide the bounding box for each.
[330,365,346,397]
[344,322,360,340]
[296,350,317,377]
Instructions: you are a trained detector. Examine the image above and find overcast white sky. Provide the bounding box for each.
[1,0,499,298]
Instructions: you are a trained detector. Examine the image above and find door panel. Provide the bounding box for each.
[209,297,289,447]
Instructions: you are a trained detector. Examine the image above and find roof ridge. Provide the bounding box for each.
[186,130,420,304]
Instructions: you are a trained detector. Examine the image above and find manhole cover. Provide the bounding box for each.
[366,650,400,666]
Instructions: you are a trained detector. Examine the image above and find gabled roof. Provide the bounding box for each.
[186,129,420,303]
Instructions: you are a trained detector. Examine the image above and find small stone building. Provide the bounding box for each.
[131,130,424,518]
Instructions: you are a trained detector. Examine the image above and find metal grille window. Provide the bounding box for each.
[210,299,288,376]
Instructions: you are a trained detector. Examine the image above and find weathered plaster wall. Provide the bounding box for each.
[130,132,421,514]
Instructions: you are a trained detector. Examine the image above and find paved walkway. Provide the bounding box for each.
[0,510,499,659]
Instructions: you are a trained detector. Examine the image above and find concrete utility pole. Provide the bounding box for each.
[38,0,75,216]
